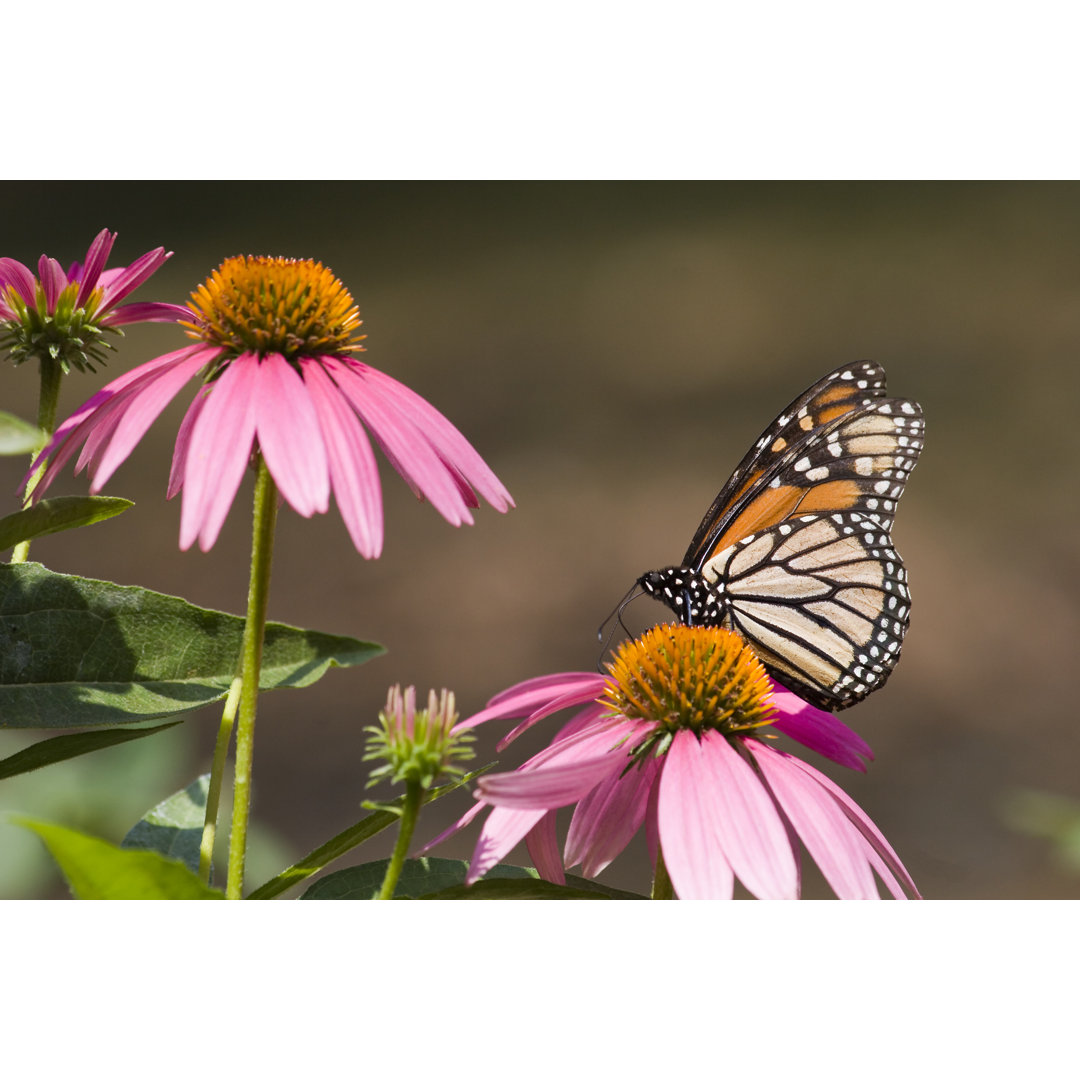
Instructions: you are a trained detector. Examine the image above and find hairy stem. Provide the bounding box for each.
[225,457,278,899]
[11,355,64,564]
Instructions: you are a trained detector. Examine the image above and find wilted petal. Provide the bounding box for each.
[657,731,735,900]
[181,354,258,551]
[254,353,329,518]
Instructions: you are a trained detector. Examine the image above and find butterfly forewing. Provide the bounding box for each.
[685,366,923,568]
[684,362,889,562]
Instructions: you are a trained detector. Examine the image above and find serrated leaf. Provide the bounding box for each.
[0,412,47,455]
[0,496,133,551]
[11,817,223,899]
[300,857,539,900]
[247,766,492,900]
[0,721,181,781]
[0,563,384,728]
[121,775,209,874]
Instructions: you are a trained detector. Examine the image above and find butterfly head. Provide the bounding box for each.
[638,567,720,628]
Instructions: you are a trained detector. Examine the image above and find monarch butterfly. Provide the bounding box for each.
[634,361,924,711]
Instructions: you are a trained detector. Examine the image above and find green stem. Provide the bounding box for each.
[651,846,674,900]
[198,675,242,883]
[225,457,278,899]
[11,355,64,564]
[377,780,423,900]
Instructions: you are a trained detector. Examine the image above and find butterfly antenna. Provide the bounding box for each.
[596,582,643,668]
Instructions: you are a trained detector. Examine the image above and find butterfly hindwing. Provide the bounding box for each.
[700,512,911,710]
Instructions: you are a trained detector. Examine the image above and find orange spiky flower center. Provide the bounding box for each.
[603,624,776,740]
[184,255,366,362]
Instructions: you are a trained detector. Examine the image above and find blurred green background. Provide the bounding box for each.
[1,181,1077,899]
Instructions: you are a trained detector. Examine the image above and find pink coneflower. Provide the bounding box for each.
[431,624,920,900]
[28,255,513,553]
[0,228,189,373]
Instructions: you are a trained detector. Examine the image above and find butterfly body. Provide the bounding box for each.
[637,361,923,711]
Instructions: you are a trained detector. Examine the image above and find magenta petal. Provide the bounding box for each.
[498,699,611,752]
[478,754,622,810]
[699,732,798,899]
[454,672,608,733]
[0,258,37,306]
[98,247,170,309]
[768,682,874,771]
[85,348,210,492]
[467,805,547,883]
[566,753,660,877]
[322,356,475,526]
[525,811,565,884]
[301,357,383,558]
[417,800,487,856]
[354,361,514,511]
[657,731,735,900]
[27,348,199,500]
[784,756,920,899]
[746,742,880,900]
[74,229,115,306]
[180,355,258,551]
[101,301,193,327]
[253,353,329,518]
[38,256,67,312]
[168,386,210,499]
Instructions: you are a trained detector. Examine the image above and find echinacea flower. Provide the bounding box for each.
[430,624,920,900]
[28,255,513,553]
[0,229,189,373]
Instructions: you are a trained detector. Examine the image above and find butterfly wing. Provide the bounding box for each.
[683,361,924,569]
[701,511,912,710]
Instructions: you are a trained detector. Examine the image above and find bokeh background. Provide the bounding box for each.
[1,181,1077,899]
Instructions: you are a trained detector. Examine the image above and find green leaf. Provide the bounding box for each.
[11,817,223,899]
[300,857,539,900]
[0,721,181,781]
[0,496,133,551]
[122,775,210,875]
[424,872,645,900]
[247,766,491,899]
[298,858,646,899]
[0,562,384,728]
[0,412,47,455]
